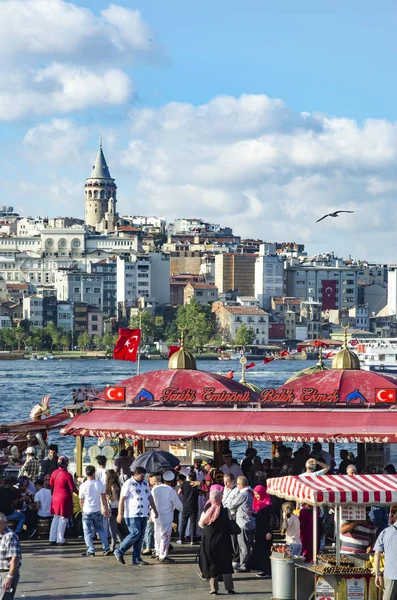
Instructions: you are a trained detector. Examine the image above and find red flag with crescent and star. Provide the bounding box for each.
[375,389,396,403]
[113,328,141,362]
[321,280,337,310]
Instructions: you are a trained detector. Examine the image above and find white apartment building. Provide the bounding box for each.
[116,255,152,305]
[23,296,43,327]
[254,246,284,310]
[55,272,103,307]
[213,304,269,345]
[388,266,397,316]
[286,266,361,309]
[149,253,170,305]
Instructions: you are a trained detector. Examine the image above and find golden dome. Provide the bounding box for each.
[331,347,361,370]
[285,361,330,383]
[243,381,262,393]
[331,325,361,370]
[168,331,196,370]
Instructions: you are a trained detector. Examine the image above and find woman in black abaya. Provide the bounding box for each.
[199,489,235,595]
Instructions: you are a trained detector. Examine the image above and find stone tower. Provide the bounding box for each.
[85,139,117,229]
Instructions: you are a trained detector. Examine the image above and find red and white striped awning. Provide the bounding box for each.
[266,474,397,505]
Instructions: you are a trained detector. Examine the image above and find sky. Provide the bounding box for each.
[2,0,397,262]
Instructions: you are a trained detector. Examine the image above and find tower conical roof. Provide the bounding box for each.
[89,141,112,180]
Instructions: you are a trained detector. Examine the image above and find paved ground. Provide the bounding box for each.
[17,538,273,599]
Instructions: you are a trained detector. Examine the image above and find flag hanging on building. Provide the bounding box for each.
[113,328,141,362]
[321,280,337,311]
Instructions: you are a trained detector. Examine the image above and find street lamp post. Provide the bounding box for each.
[71,314,75,351]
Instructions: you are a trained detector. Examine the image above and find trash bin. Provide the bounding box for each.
[270,555,304,600]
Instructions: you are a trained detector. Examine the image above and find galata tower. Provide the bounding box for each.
[85,139,117,229]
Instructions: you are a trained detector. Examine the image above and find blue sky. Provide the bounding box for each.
[2,0,397,261]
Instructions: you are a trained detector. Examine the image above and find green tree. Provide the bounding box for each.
[93,334,102,348]
[14,327,26,351]
[175,298,213,351]
[77,332,90,350]
[129,311,155,344]
[234,323,256,347]
[163,321,179,345]
[2,327,16,350]
[45,322,62,351]
[103,332,115,349]
[61,334,71,351]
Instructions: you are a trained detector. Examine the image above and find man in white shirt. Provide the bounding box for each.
[220,453,243,479]
[152,471,183,563]
[228,476,256,572]
[34,478,52,518]
[115,467,158,566]
[300,458,329,477]
[96,455,107,486]
[79,465,111,557]
[222,473,240,567]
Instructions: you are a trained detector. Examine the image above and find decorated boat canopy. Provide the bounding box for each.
[267,474,397,506]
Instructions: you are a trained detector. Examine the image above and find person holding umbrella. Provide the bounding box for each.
[114,467,158,566]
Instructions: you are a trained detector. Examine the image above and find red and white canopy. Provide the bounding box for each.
[267,474,397,505]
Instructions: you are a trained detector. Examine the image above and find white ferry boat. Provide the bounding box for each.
[354,338,397,373]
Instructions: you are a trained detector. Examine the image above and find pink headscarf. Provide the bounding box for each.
[199,489,222,526]
[253,485,272,512]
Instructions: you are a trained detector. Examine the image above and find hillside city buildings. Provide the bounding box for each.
[0,141,394,345]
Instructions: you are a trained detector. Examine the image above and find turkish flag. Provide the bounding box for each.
[168,345,180,359]
[350,338,359,347]
[322,280,337,310]
[105,387,126,402]
[297,346,304,353]
[225,370,234,379]
[314,340,329,348]
[263,357,275,364]
[245,362,255,370]
[324,352,335,359]
[113,328,141,362]
[280,350,290,357]
[375,389,396,403]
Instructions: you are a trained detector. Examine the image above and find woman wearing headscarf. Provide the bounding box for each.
[49,456,78,545]
[199,489,235,595]
[247,485,273,578]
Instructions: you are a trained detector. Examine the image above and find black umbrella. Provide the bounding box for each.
[131,450,180,472]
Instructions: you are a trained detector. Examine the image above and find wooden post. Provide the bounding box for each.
[357,443,365,472]
[76,435,84,478]
[313,505,318,564]
[335,505,341,566]
[328,442,335,459]
[213,441,223,466]
[271,442,277,457]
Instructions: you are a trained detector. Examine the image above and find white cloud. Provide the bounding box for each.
[0,0,162,120]
[16,93,397,261]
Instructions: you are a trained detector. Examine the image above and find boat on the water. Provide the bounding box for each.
[43,354,54,360]
[218,353,242,361]
[355,339,397,373]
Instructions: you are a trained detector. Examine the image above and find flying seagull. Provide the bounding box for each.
[316,210,354,223]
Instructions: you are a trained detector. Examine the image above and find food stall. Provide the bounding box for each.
[267,474,397,600]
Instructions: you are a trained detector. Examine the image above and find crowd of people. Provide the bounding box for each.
[1,441,397,598]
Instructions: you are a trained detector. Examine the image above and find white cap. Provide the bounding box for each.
[26,446,36,455]
[163,471,175,482]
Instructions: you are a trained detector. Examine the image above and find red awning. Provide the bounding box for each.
[1,411,70,434]
[61,406,397,443]
[267,474,397,505]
